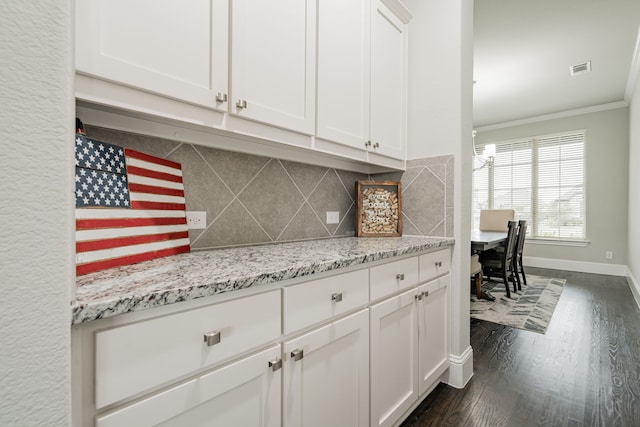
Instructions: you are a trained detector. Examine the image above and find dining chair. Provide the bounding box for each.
[512,220,528,288]
[470,254,483,298]
[479,209,515,232]
[479,220,519,298]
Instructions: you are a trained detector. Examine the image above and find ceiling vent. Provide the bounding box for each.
[570,61,592,76]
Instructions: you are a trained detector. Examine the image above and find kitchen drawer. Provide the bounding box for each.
[283,269,369,334]
[96,344,281,427]
[95,290,281,409]
[370,256,419,301]
[419,249,450,283]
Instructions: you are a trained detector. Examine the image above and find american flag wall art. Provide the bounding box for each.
[75,134,190,275]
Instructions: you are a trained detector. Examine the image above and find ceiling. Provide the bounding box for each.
[473,0,640,128]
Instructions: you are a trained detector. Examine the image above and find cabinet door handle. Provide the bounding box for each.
[268,358,282,372]
[415,293,423,301]
[331,292,343,302]
[215,92,228,103]
[365,140,372,148]
[373,142,380,148]
[423,290,429,298]
[396,273,405,280]
[236,99,248,109]
[291,349,304,362]
[435,261,442,267]
[203,330,221,346]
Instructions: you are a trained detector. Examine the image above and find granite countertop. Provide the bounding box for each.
[72,236,454,324]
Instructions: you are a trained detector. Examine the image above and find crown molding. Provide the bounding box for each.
[624,25,640,102]
[474,101,630,133]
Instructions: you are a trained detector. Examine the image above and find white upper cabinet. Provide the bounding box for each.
[316,0,411,160]
[370,0,410,160]
[230,0,316,134]
[75,0,410,169]
[76,0,228,110]
[316,0,370,149]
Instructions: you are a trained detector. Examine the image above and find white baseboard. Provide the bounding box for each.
[523,256,627,276]
[627,268,640,310]
[446,345,473,389]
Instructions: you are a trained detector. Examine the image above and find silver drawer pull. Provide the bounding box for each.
[203,330,221,347]
[215,92,228,103]
[291,349,304,362]
[331,292,343,302]
[415,293,423,301]
[435,261,442,267]
[423,291,429,298]
[269,358,282,372]
[236,99,248,109]
[396,273,405,280]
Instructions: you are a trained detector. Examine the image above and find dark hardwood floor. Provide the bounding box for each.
[401,267,640,427]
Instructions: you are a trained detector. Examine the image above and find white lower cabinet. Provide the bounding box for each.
[96,344,281,427]
[418,275,450,395]
[283,309,370,427]
[370,274,450,427]
[74,249,452,427]
[370,289,418,427]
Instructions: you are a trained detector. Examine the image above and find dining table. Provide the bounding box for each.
[471,229,507,254]
[470,229,508,301]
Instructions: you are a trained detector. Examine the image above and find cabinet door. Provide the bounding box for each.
[370,289,418,427]
[418,275,450,395]
[316,0,370,149]
[96,344,281,427]
[283,310,369,427]
[369,0,407,160]
[76,0,228,110]
[230,0,315,134]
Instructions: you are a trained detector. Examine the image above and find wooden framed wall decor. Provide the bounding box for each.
[356,181,402,237]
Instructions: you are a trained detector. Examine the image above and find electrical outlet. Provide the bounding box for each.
[326,211,340,224]
[186,211,207,229]
[605,251,613,260]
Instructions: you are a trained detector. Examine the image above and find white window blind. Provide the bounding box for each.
[473,131,585,240]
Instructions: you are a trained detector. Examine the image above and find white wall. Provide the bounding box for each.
[404,0,475,388]
[0,2,74,426]
[629,72,640,305]
[475,107,630,272]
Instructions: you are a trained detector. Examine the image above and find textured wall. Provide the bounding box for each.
[0,2,73,426]
[85,126,454,250]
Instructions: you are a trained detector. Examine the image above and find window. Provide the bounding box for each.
[473,131,585,240]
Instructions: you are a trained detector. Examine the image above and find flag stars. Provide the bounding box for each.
[74,137,132,209]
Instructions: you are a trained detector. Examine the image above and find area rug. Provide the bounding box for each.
[470,275,566,334]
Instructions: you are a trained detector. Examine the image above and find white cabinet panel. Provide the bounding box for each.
[230,0,316,134]
[419,249,451,283]
[316,0,370,149]
[370,0,407,159]
[283,309,369,427]
[76,0,228,109]
[370,289,418,427]
[96,344,281,427]
[95,290,281,408]
[370,256,419,301]
[283,269,369,334]
[418,276,449,395]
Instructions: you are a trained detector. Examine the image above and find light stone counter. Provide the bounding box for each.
[72,236,454,324]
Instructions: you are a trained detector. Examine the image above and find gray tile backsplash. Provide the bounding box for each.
[85,126,453,249]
